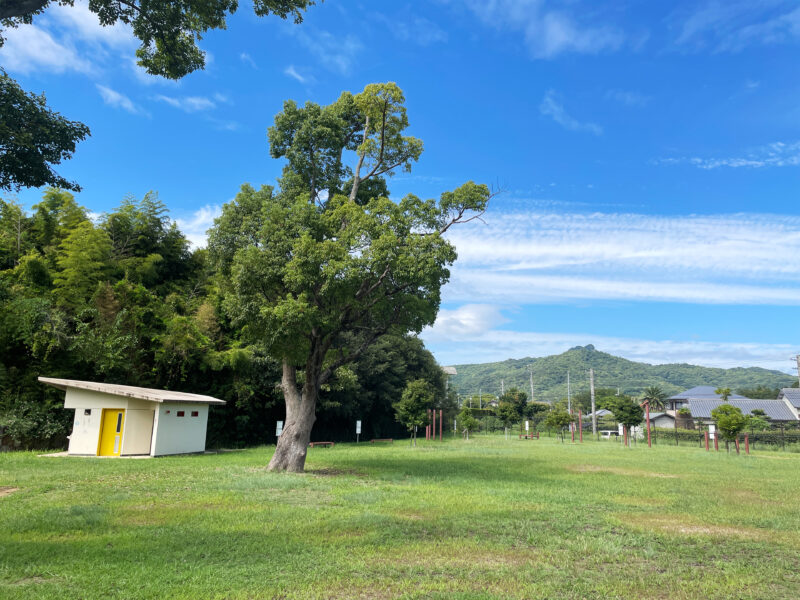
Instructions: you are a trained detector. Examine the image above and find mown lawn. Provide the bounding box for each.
[1,436,799,599]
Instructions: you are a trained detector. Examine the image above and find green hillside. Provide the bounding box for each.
[448,345,796,403]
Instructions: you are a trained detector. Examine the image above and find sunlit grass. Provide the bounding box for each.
[2,436,799,599]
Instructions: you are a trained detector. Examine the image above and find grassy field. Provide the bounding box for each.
[2,437,800,599]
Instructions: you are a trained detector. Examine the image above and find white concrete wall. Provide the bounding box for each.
[121,409,155,455]
[64,388,156,456]
[68,406,103,455]
[652,415,675,429]
[151,403,209,456]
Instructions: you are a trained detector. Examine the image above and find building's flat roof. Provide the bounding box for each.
[688,398,796,421]
[38,377,226,405]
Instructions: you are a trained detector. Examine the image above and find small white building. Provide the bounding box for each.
[39,377,225,457]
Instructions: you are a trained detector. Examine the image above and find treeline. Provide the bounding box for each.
[0,189,449,449]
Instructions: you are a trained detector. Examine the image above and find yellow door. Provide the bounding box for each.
[98,409,125,456]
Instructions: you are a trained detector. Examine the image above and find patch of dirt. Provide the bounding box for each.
[623,513,778,542]
[309,467,367,478]
[612,495,669,507]
[569,464,679,478]
[0,486,19,497]
[726,488,775,505]
[7,576,57,586]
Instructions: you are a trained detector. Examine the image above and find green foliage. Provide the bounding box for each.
[711,404,747,447]
[0,69,89,192]
[496,401,518,428]
[642,385,667,410]
[498,387,527,420]
[449,344,795,403]
[608,397,644,430]
[393,379,434,445]
[1,1,313,80]
[677,407,691,417]
[0,185,449,448]
[715,387,731,402]
[457,406,479,435]
[737,386,780,399]
[544,408,574,441]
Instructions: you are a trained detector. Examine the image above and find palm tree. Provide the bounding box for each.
[642,386,667,411]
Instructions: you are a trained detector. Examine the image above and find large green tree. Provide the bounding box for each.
[210,83,490,472]
[711,404,746,453]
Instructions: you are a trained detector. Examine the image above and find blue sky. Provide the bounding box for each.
[3,0,800,372]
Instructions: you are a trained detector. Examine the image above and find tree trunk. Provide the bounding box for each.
[268,362,317,473]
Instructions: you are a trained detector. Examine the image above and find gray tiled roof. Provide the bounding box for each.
[688,398,797,421]
[648,412,672,420]
[668,386,747,400]
[779,388,800,408]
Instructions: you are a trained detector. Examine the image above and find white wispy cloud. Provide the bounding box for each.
[283,65,314,84]
[155,95,218,112]
[539,90,603,135]
[290,28,362,75]
[0,24,93,74]
[0,0,134,76]
[175,204,222,248]
[422,320,798,373]
[658,140,800,169]
[96,84,145,115]
[673,2,800,52]
[452,0,625,58]
[375,14,448,45]
[605,89,650,107]
[240,52,258,68]
[438,208,800,307]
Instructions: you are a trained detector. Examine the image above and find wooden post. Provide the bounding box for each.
[571,417,575,443]
[439,410,442,441]
[735,437,740,455]
[432,409,436,441]
[623,425,628,448]
[714,434,719,452]
[744,433,749,455]
[426,410,430,440]
[704,431,709,451]
[578,410,583,442]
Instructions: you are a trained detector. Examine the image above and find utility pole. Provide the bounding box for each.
[501,380,504,396]
[567,370,572,436]
[795,355,800,388]
[479,388,482,409]
[589,368,597,438]
[567,370,571,413]
[528,364,535,403]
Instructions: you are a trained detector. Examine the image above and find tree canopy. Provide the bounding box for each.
[0,70,90,192]
[211,82,490,472]
[0,0,313,192]
[0,188,446,451]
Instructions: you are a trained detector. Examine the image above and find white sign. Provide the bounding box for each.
[276,421,284,437]
[356,420,362,434]
[525,420,529,431]
[709,424,716,440]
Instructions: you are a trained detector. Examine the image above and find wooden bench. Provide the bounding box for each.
[518,433,539,440]
[308,441,334,448]
[370,438,393,444]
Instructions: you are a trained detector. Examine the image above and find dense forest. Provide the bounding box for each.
[0,188,452,449]
[450,344,796,403]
